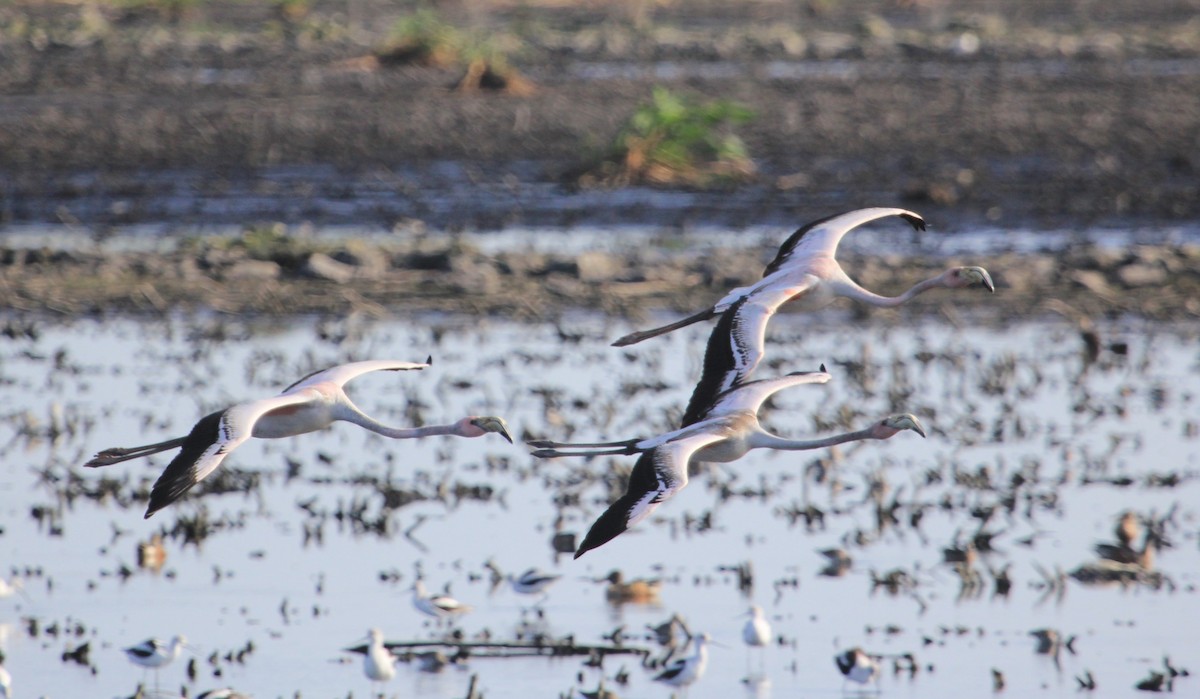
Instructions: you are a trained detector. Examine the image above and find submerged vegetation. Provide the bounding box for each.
[582,88,756,187]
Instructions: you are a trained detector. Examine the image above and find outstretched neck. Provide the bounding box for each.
[337,402,466,440]
[844,272,950,308]
[752,427,875,451]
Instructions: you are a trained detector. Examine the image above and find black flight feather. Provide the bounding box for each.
[144,410,224,518]
[574,451,661,559]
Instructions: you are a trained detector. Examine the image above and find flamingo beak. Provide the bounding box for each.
[888,414,927,438]
[474,417,514,443]
[967,267,995,293]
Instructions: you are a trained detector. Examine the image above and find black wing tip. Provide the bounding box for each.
[820,362,827,372]
[426,355,433,365]
[901,212,927,231]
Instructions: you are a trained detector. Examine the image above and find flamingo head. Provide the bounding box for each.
[874,413,927,439]
[466,416,514,443]
[948,266,995,292]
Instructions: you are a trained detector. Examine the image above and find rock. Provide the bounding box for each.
[303,252,355,283]
[575,251,621,282]
[1116,262,1167,288]
[224,259,281,280]
[1069,269,1114,295]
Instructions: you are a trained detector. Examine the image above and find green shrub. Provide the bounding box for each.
[589,88,756,187]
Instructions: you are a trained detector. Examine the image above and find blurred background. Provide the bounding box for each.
[1,2,1199,699]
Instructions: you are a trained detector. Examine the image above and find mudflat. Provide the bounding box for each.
[1,0,1198,318]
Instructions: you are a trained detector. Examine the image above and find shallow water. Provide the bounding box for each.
[0,310,1197,698]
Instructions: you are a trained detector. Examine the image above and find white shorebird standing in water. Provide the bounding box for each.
[83,359,513,518]
[608,208,993,425]
[412,579,473,624]
[362,628,397,695]
[124,634,187,688]
[654,632,712,695]
[742,605,771,677]
[528,368,925,557]
[835,647,881,690]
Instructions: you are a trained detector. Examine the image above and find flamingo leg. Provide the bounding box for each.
[526,437,640,450]
[531,446,640,459]
[611,307,717,347]
[84,436,188,467]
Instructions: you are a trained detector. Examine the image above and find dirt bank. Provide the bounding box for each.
[3,234,1198,322]
[2,0,1200,229]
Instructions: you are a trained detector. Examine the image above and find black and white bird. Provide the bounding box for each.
[835,647,880,688]
[529,369,925,558]
[655,633,712,694]
[609,208,993,424]
[84,359,513,518]
[125,635,188,687]
[412,580,473,621]
[507,567,561,602]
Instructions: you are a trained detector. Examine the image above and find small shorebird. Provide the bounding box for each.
[743,605,771,676]
[0,655,10,699]
[363,628,397,692]
[654,633,712,695]
[835,647,880,689]
[196,690,252,699]
[412,580,473,622]
[0,578,25,601]
[125,635,187,687]
[507,568,561,603]
[83,359,513,518]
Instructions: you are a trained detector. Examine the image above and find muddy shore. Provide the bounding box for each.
[3,233,1198,322]
[2,1,1199,319]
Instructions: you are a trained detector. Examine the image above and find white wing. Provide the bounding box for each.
[283,358,430,393]
[702,369,831,420]
[762,207,925,276]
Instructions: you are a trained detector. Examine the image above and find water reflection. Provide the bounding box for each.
[0,313,1196,698]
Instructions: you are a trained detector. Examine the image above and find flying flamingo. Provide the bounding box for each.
[610,208,993,422]
[528,369,925,557]
[84,359,514,518]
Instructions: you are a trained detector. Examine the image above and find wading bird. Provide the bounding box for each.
[83,359,514,518]
[654,632,712,695]
[412,580,473,622]
[610,208,993,423]
[530,369,925,557]
[835,647,880,689]
[507,568,561,603]
[125,635,187,687]
[743,605,771,676]
[363,628,397,692]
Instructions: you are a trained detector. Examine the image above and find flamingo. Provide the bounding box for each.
[528,369,925,557]
[83,359,514,518]
[610,208,993,423]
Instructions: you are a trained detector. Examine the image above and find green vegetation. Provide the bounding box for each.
[376,9,462,67]
[584,88,756,187]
